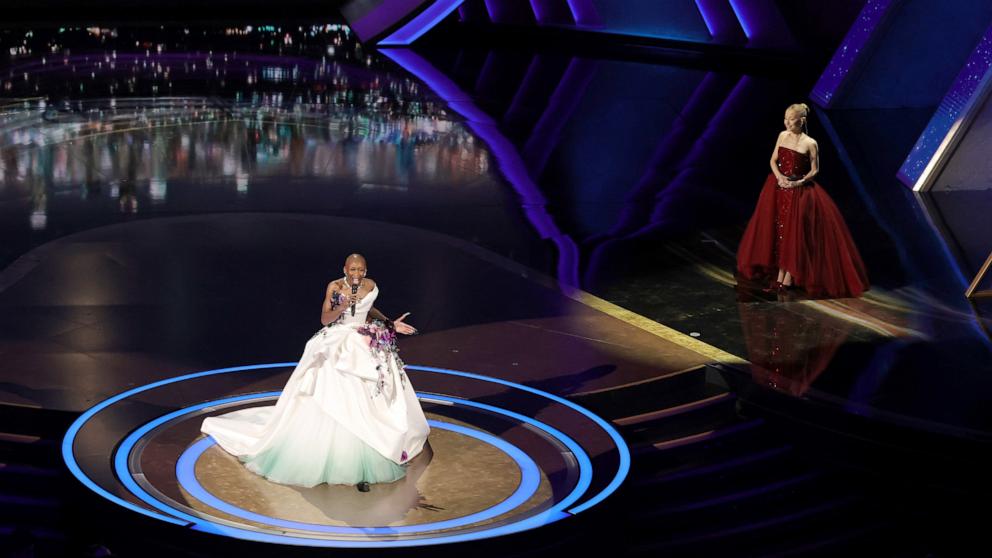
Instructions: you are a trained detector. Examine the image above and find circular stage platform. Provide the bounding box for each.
[63,364,629,548]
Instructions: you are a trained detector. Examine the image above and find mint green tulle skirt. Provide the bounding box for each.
[240,396,406,487]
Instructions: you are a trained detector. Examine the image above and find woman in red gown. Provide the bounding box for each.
[737,103,869,298]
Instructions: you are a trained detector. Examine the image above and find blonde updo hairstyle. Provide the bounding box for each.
[787,103,810,133]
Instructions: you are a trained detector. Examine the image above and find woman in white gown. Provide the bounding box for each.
[201,254,430,491]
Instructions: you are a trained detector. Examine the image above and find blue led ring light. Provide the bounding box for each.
[64,363,629,547]
[113,391,579,544]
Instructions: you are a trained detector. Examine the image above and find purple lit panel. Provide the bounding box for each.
[607,72,731,236]
[529,0,549,24]
[503,55,546,125]
[522,57,598,176]
[642,75,755,233]
[482,0,498,20]
[585,72,732,282]
[694,0,745,43]
[897,24,992,190]
[483,0,536,24]
[530,0,574,25]
[344,0,432,43]
[458,1,492,22]
[727,0,795,49]
[726,0,751,39]
[379,0,467,45]
[380,49,580,286]
[583,1,709,41]
[565,0,601,27]
[811,0,896,107]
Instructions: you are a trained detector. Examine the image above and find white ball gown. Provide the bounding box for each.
[201,285,431,487]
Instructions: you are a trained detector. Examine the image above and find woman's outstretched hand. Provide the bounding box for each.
[393,312,418,335]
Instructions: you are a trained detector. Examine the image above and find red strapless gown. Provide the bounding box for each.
[736,147,869,298]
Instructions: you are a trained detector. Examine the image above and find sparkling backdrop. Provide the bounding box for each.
[897,24,992,189]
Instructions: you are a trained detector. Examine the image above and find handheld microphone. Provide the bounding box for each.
[351,278,359,316]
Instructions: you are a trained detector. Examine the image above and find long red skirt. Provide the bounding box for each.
[737,175,869,298]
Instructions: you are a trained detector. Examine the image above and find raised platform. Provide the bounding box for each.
[64,363,627,547]
[2,212,715,552]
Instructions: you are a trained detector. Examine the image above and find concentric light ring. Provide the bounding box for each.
[63,363,630,547]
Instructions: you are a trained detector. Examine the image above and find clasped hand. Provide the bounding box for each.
[777,176,801,188]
